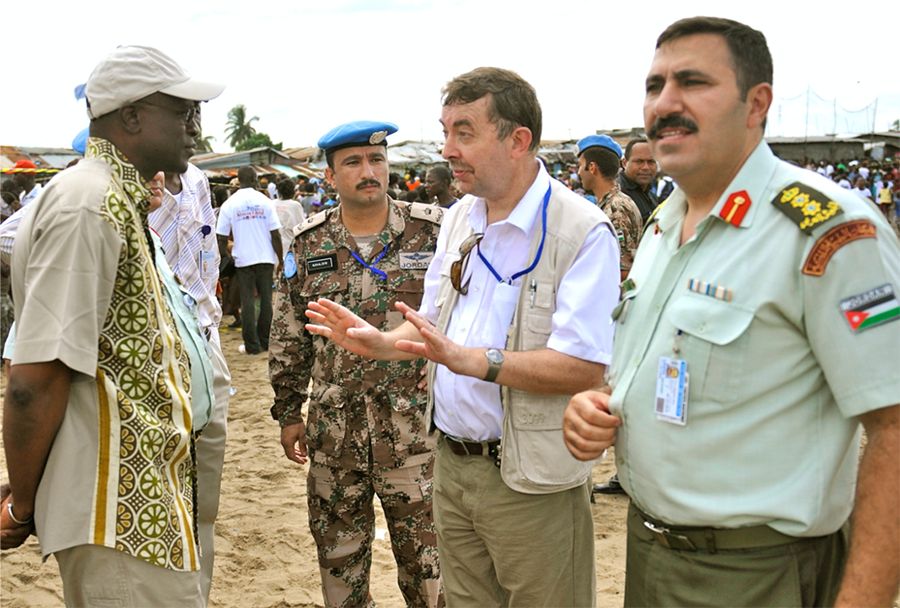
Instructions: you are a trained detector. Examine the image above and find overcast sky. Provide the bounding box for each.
[4,0,899,152]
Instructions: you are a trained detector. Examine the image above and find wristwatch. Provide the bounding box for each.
[483,348,504,383]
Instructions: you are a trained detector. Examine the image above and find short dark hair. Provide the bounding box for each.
[624,138,649,161]
[428,165,452,185]
[276,179,295,200]
[442,67,542,153]
[237,165,256,185]
[656,16,772,101]
[580,146,621,180]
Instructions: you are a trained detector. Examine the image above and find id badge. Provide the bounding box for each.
[200,251,215,278]
[655,357,689,425]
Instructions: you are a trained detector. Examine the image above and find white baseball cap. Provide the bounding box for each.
[85,45,225,120]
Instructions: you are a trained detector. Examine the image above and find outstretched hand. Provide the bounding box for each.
[395,302,477,377]
[305,298,388,359]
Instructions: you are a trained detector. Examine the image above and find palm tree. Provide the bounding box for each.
[196,126,216,153]
[225,104,259,149]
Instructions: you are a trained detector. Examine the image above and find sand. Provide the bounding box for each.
[1,327,628,607]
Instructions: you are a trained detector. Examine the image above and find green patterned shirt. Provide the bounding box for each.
[11,138,198,570]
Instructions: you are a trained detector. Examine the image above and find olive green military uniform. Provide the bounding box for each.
[609,142,900,607]
[269,200,444,608]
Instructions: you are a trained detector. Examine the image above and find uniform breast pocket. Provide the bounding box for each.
[300,273,348,305]
[386,269,425,311]
[667,293,755,406]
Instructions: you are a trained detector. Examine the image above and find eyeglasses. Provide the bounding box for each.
[133,100,199,125]
[450,233,483,295]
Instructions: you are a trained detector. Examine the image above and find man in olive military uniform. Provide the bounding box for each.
[564,17,899,608]
[269,121,444,608]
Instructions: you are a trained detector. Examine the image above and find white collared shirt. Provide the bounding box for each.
[19,183,42,208]
[420,162,619,440]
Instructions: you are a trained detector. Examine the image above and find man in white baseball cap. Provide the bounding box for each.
[2,46,223,607]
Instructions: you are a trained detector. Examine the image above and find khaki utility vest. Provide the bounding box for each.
[425,178,613,494]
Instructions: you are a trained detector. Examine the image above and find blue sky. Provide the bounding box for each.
[3,0,898,150]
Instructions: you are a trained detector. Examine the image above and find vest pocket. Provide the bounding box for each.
[306,379,347,457]
[502,390,593,489]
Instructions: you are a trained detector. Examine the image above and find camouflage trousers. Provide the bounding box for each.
[307,455,444,608]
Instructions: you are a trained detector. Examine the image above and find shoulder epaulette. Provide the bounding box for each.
[771,182,843,235]
[408,202,445,225]
[293,210,329,236]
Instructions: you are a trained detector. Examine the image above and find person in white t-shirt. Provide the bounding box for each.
[273,179,306,254]
[216,165,282,354]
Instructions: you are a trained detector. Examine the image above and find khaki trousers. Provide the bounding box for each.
[197,328,231,605]
[56,544,202,608]
[433,439,596,608]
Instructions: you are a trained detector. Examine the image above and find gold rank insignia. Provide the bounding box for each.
[773,183,843,235]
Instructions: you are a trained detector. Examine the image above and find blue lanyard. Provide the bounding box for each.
[477,184,551,285]
[350,245,388,280]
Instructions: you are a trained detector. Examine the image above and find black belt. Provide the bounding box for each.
[442,434,501,467]
[631,503,804,552]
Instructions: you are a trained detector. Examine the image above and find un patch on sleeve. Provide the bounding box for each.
[283,252,297,278]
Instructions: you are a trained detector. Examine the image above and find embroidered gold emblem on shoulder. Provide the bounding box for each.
[772,182,843,235]
[802,219,876,276]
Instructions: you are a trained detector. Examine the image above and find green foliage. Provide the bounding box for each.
[225,104,259,149]
[196,126,216,153]
[890,118,899,131]
[235,132,283,152]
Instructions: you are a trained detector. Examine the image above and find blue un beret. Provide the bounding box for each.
[317,120,399,153]
[575,134,622,158]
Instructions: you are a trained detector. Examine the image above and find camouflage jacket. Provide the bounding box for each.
[598,184,643,272]
[269,199,443,470]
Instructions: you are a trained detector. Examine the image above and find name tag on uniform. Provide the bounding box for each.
[307,254,337,274]
[398,251,434,270]
[655,357,689,425]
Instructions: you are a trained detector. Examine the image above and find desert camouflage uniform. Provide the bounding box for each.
[598,184,643,273]
[269,199,444,608]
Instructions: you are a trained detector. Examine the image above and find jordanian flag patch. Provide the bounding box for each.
[840,284,900,332]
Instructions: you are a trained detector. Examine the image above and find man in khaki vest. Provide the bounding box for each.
[305,67,620,607]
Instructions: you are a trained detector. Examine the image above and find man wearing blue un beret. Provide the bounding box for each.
[269,120,445,607]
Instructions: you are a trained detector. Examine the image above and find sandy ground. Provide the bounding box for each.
[1,327,628,607]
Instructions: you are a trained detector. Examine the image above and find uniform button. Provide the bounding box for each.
[698,323,706,333]
[655,305,662,313]
[474,285,480,292]
[634,358,641,366]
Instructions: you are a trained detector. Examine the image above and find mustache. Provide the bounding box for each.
[647,115,698,140]
[356,179,381,190]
